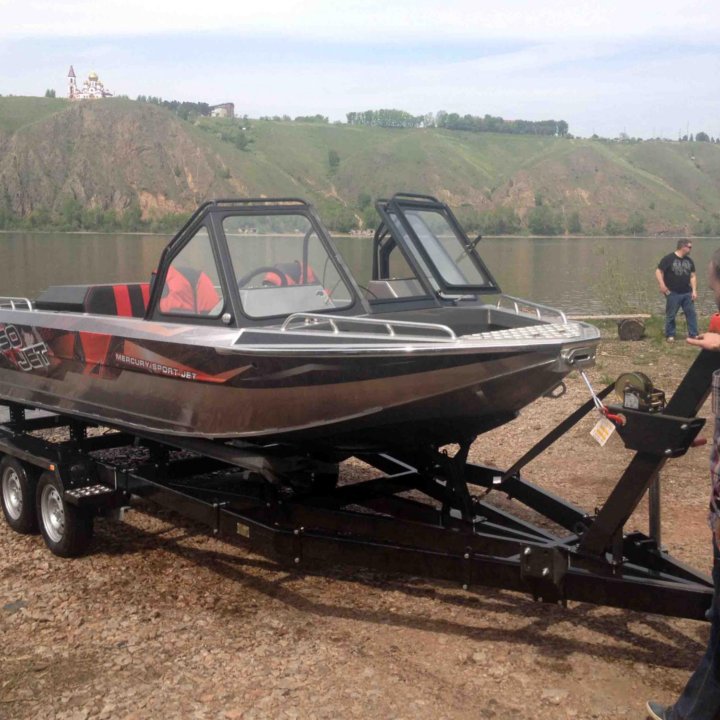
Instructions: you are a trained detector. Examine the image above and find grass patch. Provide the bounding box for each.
[0,96,69,134]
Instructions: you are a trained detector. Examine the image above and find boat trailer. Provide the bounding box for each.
[2,351,719,622]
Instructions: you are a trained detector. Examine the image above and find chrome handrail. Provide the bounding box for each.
[0,297,32,310]
[495,294,567,324]
[280,312,457,341]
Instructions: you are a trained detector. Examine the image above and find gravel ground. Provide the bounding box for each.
[0,331,715,720]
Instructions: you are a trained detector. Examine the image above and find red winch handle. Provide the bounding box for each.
[601,407,626,426]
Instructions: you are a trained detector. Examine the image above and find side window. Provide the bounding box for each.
[388,245,417,279]
[159,227,224,317]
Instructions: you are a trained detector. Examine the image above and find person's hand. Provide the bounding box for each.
[659,286,670,296]
[687,333,720,351]
[692,291,698,302]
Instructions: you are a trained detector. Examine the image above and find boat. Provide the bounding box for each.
[0,193,600,451]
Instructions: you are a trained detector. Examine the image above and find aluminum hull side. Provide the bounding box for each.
[0,310,599,444]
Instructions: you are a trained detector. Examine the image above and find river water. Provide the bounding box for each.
[2,231,719,317]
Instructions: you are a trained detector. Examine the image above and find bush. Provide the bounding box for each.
[196,117,250,151]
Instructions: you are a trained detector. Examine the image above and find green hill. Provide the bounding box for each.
[1,96,719,235]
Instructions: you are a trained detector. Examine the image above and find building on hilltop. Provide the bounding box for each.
[210,103,235,118]
[68,66,114,101]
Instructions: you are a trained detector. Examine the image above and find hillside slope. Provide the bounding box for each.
[1,97,719,233]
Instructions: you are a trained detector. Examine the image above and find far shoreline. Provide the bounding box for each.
[2,229,720,241]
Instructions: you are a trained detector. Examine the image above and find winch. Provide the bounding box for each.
[614,371,666,413]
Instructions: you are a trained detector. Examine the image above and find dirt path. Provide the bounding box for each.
[1,331,715,720]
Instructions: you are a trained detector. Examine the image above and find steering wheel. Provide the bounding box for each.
[237,265,288,288]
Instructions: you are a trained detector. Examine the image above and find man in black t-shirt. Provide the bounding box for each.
[655,239,697,341]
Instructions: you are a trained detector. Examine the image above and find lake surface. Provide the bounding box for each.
[2,231,719,316]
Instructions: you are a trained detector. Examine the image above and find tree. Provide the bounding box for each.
[692,218,714,236]
[696,131,710,142]
[44,89,56,98]
[527,206,562,235]
[361,204,378,231]
[626,212,646,235]
[567,211,582,234]
[60,196,82,230]
[121,200,143,231]
[481,206,521,235]
[357,192,372,210]
[322,202,356,232]
[605,218,624,236]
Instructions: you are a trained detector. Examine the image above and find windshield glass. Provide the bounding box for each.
[223,214,353,319]
[401,209,487,287]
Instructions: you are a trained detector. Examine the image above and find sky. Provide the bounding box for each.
[0,0,718,139]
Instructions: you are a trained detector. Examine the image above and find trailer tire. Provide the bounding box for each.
[0,456,39,534]
[36,472,93,557]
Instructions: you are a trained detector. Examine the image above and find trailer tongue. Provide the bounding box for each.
[1,351,718,621]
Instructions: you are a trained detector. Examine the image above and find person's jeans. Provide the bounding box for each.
[665,292,698,338]
[669,541,720,719]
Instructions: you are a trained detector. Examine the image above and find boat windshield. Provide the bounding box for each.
[223,214,354,319]
[400,208,487,287]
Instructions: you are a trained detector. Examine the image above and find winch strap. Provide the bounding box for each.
[580,371,606,412]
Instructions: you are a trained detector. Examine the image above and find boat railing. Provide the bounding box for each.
[280,313,457,341]
[0,297,33,311]
[495,295,567,324]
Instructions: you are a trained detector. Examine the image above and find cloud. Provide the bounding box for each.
[1,1,718,139]
[2,0,720,42]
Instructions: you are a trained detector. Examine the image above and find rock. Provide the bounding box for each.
[542,688,570,705]
[2,599,28,613]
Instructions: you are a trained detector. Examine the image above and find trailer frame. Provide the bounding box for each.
[2,351,719,622]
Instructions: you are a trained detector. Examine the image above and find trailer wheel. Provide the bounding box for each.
[36,473,93,557]
[0,457,39,534]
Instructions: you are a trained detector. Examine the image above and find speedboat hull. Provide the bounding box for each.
[0,309,598,448]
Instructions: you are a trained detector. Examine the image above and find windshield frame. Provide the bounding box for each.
[214,205,365,323]
[379,195,501,295]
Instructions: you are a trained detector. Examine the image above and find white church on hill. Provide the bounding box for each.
[68,66,114,100]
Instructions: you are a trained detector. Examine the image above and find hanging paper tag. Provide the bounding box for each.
[591,417,616,446]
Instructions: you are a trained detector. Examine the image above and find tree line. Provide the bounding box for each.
[136,96,211,121]
[0,195,662,237]
[346,109,569,136]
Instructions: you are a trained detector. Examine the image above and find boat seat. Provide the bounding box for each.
[35,283,150,317]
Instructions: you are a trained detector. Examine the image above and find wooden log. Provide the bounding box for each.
[617,318,646,341]
[567,314,651,320]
